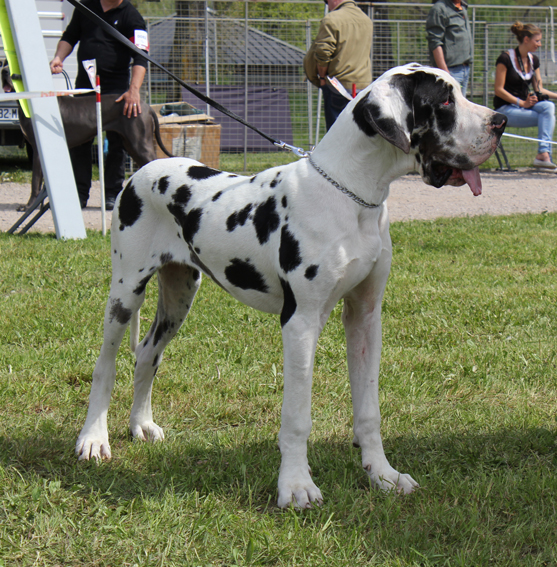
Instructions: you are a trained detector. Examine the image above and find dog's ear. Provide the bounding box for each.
[354,73,415,154]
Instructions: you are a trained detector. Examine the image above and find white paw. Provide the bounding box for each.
[277,466,324,509]
[130,421,165,442]
[75,431,112,462]
[365,464,418,494]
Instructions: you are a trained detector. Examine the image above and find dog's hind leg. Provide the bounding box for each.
[129,262,201,442]
[76,281,146,461]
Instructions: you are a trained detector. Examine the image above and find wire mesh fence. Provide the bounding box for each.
[143,1,557,172]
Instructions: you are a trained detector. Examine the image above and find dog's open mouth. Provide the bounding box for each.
[430,162,482,196]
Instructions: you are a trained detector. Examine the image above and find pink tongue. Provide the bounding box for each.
[462,167,482,196]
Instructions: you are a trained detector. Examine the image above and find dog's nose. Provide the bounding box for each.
[491,113,507,130]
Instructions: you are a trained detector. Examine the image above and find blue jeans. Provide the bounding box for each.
[497,100,555,156]
[448,64,470,97]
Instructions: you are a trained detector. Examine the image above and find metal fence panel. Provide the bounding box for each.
[144,1,557,170]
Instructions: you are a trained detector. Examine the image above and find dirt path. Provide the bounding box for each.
[1,169,557,234]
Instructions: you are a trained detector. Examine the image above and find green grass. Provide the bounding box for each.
[1,213,557,566]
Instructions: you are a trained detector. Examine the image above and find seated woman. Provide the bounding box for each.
[494,22,557,169]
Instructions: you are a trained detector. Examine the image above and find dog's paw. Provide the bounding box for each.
[75,434,112,462]
[277,466,324,509]
[365,464,418,494]
[130,421,165,443]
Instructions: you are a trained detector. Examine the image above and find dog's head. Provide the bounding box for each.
[1,60,15,93]
[351,63,506,195]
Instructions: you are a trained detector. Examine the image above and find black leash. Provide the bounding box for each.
[65,0,308,157]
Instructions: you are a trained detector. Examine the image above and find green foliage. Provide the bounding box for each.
[1,213,557,565]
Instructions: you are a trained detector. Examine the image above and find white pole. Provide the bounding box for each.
[314,2,328,145]
[96,75,106,236]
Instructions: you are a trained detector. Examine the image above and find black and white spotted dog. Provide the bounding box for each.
[76,64,506,508]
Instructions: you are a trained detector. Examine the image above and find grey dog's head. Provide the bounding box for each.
[1,60,15,93]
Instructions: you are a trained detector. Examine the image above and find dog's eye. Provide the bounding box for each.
[442,99,451,106]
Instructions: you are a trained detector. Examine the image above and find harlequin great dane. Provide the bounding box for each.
[76,64,506,508]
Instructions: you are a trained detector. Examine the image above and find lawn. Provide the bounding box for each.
[0,212,556,566]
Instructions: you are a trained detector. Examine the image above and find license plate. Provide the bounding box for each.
[0,106,19,121]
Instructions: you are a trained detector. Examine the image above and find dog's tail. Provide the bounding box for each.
[151,109,174,158]
[130,309,140,353]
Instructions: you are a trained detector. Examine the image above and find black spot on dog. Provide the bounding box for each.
[153,320,171,346]
[188,165,221,180]
[118,278,124,284]
[158,176,170,194]
[133,274,152,295]
[153,354,159,367]
[173,184,192,206]
[253,196,280,245]
[250,175,257,183]
[224,258,269,292]
[168,203,188,233]
[169,201,203,243]
[270,172,281,188]
[227,203,253,232]
[279,225,302,273]
[194,247,201,254]
[108,298,132,325]
[139,268,144,273]
[281,196,287,208]
[390,73,415,109]
[119,183,143,231]
[212,191,223,202]
[193,269,201,280]
[160,253,173,265]
[353,97,379,138]
[280,277,297,327]
[305,265,319,280]
[182,208,203,243]
[228,174,238,178]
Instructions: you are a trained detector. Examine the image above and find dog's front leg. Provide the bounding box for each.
[277,316,324,509]
[343,249,418,495]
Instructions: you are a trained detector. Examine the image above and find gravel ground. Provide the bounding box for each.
[1,169,557,234]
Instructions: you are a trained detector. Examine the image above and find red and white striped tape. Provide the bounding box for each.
[0,87,98,102]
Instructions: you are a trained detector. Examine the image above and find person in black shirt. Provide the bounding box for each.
[50,0,149,208]
[494,21,557,169]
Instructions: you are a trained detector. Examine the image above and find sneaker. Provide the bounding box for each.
[105,196,116,211]
[533,158,557,169]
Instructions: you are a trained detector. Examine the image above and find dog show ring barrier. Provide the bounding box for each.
[0,0,86,240]
[0,85,107,236]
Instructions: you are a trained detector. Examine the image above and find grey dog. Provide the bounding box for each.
[1,63,172,211]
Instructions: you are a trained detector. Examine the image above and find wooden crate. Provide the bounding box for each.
[156,122,221,169]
